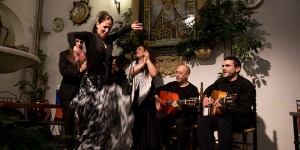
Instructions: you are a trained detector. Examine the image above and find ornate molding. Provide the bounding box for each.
[155,55,184,77]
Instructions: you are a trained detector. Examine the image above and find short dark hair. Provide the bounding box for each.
[224,56,241,68]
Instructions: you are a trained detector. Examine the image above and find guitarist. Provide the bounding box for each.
[197,56,256,150]
[154,65,199,150]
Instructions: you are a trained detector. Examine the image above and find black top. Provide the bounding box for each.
[204,75,256,128]
[67,25,132,84]
[154,81,199,116]
[58,50,85,100]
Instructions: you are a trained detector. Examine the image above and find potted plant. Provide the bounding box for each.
[0,115,55,149]
[214,0,263,60]
[14,49,50,124]
[177,0,264,60]
[14,49,49,102]
[177,0,221,60]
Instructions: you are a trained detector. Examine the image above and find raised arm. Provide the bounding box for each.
[67,31,94,50]
[106,20,143,43]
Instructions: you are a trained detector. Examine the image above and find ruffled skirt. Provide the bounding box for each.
[71,75,133,150]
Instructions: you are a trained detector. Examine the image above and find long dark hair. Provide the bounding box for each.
[92,11,114,33]
[67,46,77,69]
[135,45,155,75]
[135,45,155,64]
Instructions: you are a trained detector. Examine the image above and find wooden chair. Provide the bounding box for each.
[231,78,257,150]
[167,124,197,150]
[231,105,257,150]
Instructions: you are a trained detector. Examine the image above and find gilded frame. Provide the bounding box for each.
[143,0,196,46]
[69,0,92,26]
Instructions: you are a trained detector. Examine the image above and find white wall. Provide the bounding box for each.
[1,0,300,149]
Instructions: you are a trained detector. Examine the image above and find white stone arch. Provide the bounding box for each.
[0,3,25,47]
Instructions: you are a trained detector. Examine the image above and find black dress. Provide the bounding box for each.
[129,61,160,150]
[67,26,134,149]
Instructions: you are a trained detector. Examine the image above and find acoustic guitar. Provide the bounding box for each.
[159,91,200,115]
[210,90,237,116]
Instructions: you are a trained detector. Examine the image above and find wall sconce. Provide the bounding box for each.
[114,0,120,14]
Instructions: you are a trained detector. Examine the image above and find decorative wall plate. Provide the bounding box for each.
[69,0,92,26]
[242,0,263,9]
[52,17,64,32]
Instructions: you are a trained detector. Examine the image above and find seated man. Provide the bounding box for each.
[197,56,256,150]
[154,64,199,150]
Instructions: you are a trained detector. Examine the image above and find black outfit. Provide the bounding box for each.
[67,26,134,149]
[59,50,85,149]
[131,81,160,150]
[129,61,160,150]
[197,76,256,150]
[111,68,130,95]
[154,81,199,150]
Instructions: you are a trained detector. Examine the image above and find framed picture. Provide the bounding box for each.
[143,0,196,45]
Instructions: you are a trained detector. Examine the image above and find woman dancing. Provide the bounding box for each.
[67,11,143,149]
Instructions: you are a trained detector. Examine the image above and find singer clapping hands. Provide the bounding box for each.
[73,45,87,73]
[128,45,160,149]
[129,46,157,77]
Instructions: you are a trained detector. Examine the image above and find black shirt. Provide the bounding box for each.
[204,75,256,127]
[154,81,199,116]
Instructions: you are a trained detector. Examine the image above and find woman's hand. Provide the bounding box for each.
[80,61,87,73]
[143,51,149,64]
[131,20,143,30]
[73,45,86,63]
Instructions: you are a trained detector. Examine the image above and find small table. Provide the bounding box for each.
[0,101,61,108]
[0,101,62,125]
[289,112,300,150]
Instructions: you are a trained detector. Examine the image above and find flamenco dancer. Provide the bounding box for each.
[67,11,143,149]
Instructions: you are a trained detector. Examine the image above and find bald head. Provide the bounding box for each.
[177,65,190,75]
[175,65,191,86]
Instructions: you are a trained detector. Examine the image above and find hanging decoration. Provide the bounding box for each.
[69,0,92,26]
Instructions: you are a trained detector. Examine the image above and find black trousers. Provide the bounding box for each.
[61,99,75,148]
[197,116,236,150]
[157,112,196,150]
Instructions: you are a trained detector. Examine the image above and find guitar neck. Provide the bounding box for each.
[165,98,199,106]
[219,97,235,104]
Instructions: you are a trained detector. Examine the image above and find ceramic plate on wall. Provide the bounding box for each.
[243,0,263,9]
[52,17,64,33]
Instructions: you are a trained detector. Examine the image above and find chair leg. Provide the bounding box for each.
[242,133,247,150]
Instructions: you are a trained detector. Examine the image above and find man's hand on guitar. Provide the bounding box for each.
[171,101,181,111]
[214,99,222,108]
[154,95,162,111]
[203,96,212,107]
